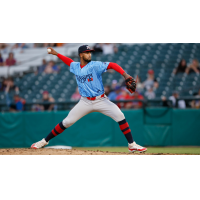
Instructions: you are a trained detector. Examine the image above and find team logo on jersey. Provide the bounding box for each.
[76,73,93,83]
[88,77,93,82]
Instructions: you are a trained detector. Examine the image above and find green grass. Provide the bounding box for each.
[76,147,200,154]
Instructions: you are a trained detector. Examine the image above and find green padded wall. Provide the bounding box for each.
[0,108,200,148]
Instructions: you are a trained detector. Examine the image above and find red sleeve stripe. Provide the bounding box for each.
[107,62,125,75]
[57,53,74,67]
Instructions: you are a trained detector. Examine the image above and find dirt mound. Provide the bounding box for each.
[0,148,176,155]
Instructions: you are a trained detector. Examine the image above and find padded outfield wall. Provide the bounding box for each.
[0,108,200,148]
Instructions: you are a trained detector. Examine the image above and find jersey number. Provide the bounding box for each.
[88,77,93,82]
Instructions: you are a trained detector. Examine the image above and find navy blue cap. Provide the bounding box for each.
[115,86,121,91]
[78,45,95,54]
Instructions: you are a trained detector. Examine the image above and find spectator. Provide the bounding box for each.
[111,80,118,92]
[191,89,200,109]
[145,87,155,99]
[40,91,55,111]
[136,76,144,94]
[9,95,25,112]
[108,86,121,100]
[12,43,27,50]
[37,59,47,74]
[0,78,6,91]
[143,69,159,91]
[132,91,144,109]
[5,52,16,66]
[0,78,19,93]
[0,43,7,50]
[116,88,133,109]
[4,78,19,93]
[173,59,187,75]
[161,96,171,107]
[169,91,186,109]
[185,59,200,75]
[44,61,60,74]
[93,43,103,53]
[52,61,60,73]
[5,84,25,112]
[71,87,81,101]
[0,53,4,66]
[102,43,118,55]
[104,85,111,96]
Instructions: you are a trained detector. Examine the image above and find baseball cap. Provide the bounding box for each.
[43,91,49,95]
[78,45,95,54]
[112,80,117,84]
[115,86,121,91]
[148,69,154,74]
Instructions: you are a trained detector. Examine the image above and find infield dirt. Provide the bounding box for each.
[0,148,180,155]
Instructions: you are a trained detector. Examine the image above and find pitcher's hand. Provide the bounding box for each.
[47,47,58,56]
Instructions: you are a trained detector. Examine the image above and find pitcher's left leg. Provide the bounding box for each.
[94,98,147,152]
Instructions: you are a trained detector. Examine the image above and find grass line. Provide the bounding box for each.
[76,147,200,155]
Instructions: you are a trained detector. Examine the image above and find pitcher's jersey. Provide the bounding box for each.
[70,61,110,97]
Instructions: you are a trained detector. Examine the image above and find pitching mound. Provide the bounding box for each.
[0,148,177,155]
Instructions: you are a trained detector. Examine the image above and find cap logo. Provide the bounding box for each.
[87,46,90,49]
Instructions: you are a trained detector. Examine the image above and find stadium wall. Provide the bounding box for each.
[0,108,200,148]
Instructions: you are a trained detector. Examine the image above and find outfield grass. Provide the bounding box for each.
[77,147,200,154]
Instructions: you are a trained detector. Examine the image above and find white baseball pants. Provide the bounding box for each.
[62,96,125,128]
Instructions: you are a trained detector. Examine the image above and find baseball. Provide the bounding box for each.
[47,49,51,53]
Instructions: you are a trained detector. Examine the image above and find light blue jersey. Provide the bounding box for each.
[70,61,110,97]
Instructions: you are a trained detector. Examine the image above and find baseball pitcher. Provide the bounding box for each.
[31,45,147,152]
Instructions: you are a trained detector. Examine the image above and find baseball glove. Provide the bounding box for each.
[125,76,137,93]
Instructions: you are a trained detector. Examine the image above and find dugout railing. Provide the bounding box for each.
[1,97,200,112]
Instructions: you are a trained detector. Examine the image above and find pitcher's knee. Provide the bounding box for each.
[118,112,125,121]
[62,117,74,128]
[113,111,125,122]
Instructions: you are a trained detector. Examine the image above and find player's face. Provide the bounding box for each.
[81,52,92,63]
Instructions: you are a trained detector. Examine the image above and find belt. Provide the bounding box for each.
[87,94,105,101]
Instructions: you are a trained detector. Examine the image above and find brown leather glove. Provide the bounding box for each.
[125,77,136,93]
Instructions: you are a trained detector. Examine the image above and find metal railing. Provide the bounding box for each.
[0,99,171,112]
[1,97,200,112]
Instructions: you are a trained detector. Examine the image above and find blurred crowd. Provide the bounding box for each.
[0,77,56,112]
[36,59,60,74]
[0,52,17,66]
[1,56,200,112]
[0,43,64,51]
[173,59,200,75]
[0,43,117,67]
[0,77,23,112]
[70,68,200,109]
[1,43,200,112]
[93,43,118,55]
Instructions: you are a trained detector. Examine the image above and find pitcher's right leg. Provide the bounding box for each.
[31,98,93,149]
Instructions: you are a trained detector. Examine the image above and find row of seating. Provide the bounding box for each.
[0,43,200,104]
